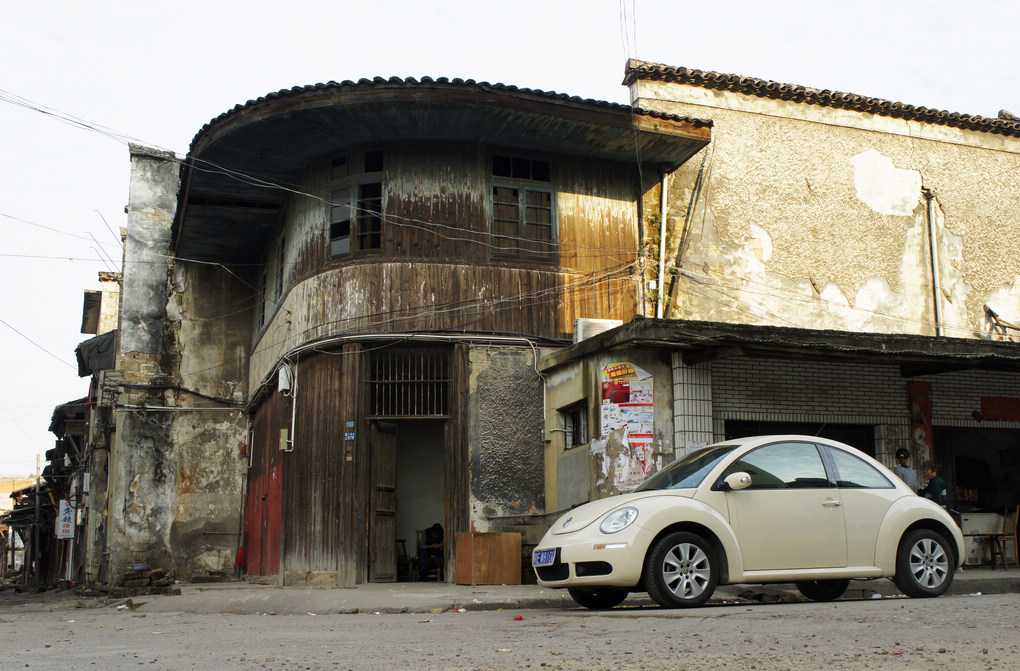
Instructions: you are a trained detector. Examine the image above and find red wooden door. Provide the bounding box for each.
[244,400,284,576]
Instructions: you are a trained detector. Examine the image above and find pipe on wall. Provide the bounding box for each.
[657,168,669,319]
[923,188,944,336]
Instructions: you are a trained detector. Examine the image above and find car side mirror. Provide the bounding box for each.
[718,472,752,492]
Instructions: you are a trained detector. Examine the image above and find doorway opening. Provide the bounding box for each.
[724,421,876,456]
[392,419,446,581]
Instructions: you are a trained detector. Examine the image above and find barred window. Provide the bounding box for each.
[368,347,451,418]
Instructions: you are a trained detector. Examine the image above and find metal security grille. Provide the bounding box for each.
[368,347,451,417]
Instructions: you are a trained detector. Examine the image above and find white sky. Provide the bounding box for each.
[2,0,1019,477]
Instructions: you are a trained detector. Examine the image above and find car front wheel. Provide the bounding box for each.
[795,579,850,602]
[567,587,628,610]
[893,528,955,598]
[644,531,718,608]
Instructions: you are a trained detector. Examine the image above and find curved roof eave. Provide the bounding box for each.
[174,76,712,263]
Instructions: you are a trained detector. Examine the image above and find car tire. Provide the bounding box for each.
[892,528,955,598]
[567,587,629,610]
[795,579,850,602]
[644,531,718,608]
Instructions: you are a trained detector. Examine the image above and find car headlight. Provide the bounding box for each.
[600,507,638,534]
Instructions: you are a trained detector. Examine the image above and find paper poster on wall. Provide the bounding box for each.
[600,362,654,491]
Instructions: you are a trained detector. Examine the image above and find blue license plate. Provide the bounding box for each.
[533,548,557,567]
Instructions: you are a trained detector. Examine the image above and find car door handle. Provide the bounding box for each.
[822,499,842,507]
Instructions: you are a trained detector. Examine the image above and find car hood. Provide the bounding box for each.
[549,489,696,535]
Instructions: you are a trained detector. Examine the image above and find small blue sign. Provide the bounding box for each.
[344,432,356,441]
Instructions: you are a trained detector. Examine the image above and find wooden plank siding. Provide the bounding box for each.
[446,343,472,580]
[279,353,345,580]
[269,146,641,343]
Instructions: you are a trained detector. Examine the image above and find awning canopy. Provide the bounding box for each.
[541,317,1020,377]
[75,330,116,377]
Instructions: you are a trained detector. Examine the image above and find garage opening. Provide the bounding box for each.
[724,421,876,456]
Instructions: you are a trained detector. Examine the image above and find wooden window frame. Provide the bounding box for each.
[489,154,557,263]
[328,150,385,259]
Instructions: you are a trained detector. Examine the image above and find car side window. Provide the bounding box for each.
[826,447,895,489]
[723,442,830,490]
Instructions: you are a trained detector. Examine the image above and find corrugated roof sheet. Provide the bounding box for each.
[624,60,1020,138]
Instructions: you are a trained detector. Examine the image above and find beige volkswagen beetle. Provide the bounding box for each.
[532,435,963,609]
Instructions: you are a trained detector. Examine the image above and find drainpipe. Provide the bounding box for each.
[923,188,944,336]
[657,168,669,319]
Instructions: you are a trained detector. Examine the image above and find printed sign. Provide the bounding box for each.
[55,499,75,539]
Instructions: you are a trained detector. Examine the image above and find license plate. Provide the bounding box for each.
[533,548,557,567]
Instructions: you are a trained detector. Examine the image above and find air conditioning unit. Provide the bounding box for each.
[572,318,623,344]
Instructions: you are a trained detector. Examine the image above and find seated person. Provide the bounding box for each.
[418,522,443,579]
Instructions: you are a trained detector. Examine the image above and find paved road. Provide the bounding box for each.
[2,591,1018,670]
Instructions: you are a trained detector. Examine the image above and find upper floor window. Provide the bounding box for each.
[491,155,555,262]
[256,271,267,329]
[274,236,285,300]
[329,150,384,257]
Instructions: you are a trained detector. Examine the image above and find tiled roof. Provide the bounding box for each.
[624,60,1020,138]
[192,76,712,149]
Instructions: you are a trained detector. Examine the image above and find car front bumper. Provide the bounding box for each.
[532,524,655,589]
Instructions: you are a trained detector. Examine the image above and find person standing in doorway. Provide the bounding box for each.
[891,448,920,492]
[919,460,948,507]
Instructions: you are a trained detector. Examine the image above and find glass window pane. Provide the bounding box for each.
[492,155,512,177]
[725,442,829,489]
[828,448,894,489]
[364,150,384,173]
[512,157,530,179]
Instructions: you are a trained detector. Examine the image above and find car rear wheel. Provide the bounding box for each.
[893,528,954,598]
[567,587,628,610]
[795,579,850,602]
[644,531,718,608]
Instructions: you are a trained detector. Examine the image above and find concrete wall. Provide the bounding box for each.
[164,261,250,578]
[467,346,546,530]
[108,145,180,576]
[109,146,250,581]
[631,79,1020,340]
[542,347,676,511]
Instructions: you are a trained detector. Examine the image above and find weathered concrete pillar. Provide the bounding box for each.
[107,145,180,580]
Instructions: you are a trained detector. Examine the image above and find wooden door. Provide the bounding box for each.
[369,421,397,582]
[244,396,285,576]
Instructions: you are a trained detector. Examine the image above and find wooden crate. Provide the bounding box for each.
[455,532,522,585]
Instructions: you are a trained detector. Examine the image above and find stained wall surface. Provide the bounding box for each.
[630,77,1020,339]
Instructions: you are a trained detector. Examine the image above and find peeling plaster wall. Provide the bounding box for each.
[589,349,674,499]
[467,347,546,530]
[165,262,250,578]
[111,148,251,581]
[108,146,180,576]
[633,80,1020,339]
[541,348,675,511]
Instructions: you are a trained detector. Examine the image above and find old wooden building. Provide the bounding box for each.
[105,77,711,585]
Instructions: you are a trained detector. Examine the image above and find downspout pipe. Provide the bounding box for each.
[657,168,669,319]
[923,188,944,336]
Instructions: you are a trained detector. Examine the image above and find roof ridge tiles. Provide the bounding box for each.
[189,76,712,151]
[624,59,1020,138]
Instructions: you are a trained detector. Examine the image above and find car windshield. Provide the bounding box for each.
[636,444,739,491]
